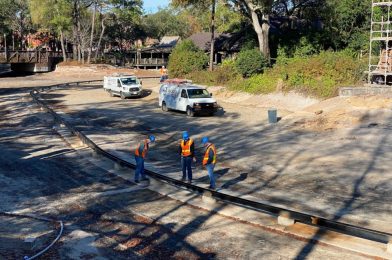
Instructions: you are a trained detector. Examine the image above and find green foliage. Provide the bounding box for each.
[142,8,191,39]
[186,60,241,86]
[168,39,208,77]
[246,51,366,98]
[235,48,268,77]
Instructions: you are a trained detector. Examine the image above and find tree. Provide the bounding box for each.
[0,0,32,49]
[142,8,191,39]
[29,0,72,61]
[168,39,208,77]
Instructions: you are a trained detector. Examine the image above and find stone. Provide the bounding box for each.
[387,241,392,253]
[278,215,295,226]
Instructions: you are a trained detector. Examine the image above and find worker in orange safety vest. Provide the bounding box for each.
[160,65,168,82]
[202,136,217,189]
[134,135,155,183]
[178,131,196,183]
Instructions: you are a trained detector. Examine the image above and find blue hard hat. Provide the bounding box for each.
[182,131,189,140]
[201,136,209,145]
[149,135,156,142]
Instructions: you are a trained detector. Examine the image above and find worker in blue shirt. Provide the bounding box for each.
[134,135,155,183]
[202,137,217,189]
[178,131,196,183]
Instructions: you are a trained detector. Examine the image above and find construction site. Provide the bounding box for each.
[1,1,392,260]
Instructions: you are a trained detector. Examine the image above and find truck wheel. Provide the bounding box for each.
[120,92,126,99]
[186,106,194,117]
[162,102,168,112]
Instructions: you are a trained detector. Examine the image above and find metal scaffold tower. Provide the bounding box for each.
[368,0,392,85]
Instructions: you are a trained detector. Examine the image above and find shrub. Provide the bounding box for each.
[186,59,241,86]
[229,50,366,98]
[235,48,268,77]
[168,40,208,78]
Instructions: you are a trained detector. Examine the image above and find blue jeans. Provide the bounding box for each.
[181,156,192,181]
[206,164,215,188]
[135,155,145,181]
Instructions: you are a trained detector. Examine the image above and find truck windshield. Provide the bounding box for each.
[187,89,210,99]
[121,78,138,85]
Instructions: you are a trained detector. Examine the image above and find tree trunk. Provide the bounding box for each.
[95,17,106,60]
[245,0,270,60]
[60,29,67,62]
[209,0,216,71]
[87,1,96,64]
[249,7,270,60]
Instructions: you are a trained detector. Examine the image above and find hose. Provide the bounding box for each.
[0,211,63,260]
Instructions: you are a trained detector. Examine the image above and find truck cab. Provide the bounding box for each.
[103,75,143,99]
[159,79,218,116]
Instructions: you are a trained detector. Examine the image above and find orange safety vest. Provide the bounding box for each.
[181,139,193,157]
[203,144,217,165]
[135,139,149,158]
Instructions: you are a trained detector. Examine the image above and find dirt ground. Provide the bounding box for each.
[0,65,391,259]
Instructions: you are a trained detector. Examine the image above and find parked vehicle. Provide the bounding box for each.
[103,75,143,99]
[158,79,218,116]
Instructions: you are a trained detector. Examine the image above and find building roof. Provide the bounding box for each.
[187,32,243,52]
[159,36,181,47]
[140,36,181,53]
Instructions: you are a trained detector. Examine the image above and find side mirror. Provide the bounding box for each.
[140,80,143,85]
[210,93,213,97]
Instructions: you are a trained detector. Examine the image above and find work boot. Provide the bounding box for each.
[187,179,192,184]
[141,177,149,181]
[181,177,186,181]
[134,180,140,184]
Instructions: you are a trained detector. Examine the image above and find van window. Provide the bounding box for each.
[181,89,188,98]
[187,89,210,99]
[117,79,121,88]
[121,77,137,85]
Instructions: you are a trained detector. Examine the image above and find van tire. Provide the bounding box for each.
[162,102,168,112]
[186,106,194,117]
[120,92,126,99]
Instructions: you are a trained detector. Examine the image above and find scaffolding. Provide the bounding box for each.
[368,0,392,84]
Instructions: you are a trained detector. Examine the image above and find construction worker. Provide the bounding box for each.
[202,137,217,189]
[134,135,155,183]
[160,65,168,82]
[178,131,196,183]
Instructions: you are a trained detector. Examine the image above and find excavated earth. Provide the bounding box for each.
[0,66,390,259]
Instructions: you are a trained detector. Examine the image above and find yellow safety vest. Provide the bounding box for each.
[203,144,216,165]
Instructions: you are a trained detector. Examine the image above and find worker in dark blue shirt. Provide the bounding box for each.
[202,136,217,189]
[178,131,196,183]
[134,135,155,183]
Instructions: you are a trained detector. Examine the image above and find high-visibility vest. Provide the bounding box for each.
[135,139,149,158]
[203,144,217,165]
[181,139,193,157]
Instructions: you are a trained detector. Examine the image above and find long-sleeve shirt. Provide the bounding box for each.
[178,140,194,157]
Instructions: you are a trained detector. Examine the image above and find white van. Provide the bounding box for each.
[103,75,142,99]
[159,80,218,116]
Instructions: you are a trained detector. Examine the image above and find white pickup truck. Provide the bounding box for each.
[103,75,143,99]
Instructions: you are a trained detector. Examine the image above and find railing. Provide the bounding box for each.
[0,50,70,63]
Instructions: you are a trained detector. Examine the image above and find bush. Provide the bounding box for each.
[186,59,241,86]
[235,48,268,77]
[168,40,208,78]
[229,50,366,98]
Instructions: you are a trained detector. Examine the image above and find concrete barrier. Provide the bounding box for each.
[339,85,392,97]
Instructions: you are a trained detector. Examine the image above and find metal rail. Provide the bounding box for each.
[30,80,392,246]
